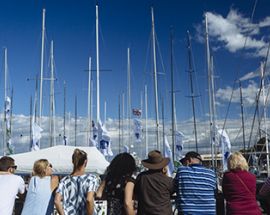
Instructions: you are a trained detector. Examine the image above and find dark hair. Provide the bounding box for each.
[72,149,88,174]
[105,153,136,185]
[0,156,15,171]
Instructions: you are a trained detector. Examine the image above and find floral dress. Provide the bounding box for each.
[105,175,135,215]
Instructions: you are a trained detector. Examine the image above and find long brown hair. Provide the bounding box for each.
[72,149,88,174]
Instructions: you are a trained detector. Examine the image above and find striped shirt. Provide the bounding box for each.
[56,174,100,215]
[175,164,216,215]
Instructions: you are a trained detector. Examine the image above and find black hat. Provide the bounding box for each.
[184,151,202,162]
[142,150,170,170]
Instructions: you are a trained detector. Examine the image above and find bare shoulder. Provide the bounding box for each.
[51,175,59,182]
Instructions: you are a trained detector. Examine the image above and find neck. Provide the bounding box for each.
[0,171,11,175]
[72,167,85,176]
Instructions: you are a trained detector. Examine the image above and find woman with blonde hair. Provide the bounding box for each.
[55,148,99,215]
[222,152,261,215]
[21,159,59,215]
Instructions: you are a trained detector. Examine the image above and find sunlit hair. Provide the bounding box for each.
[72,149,88,174]
[227,152,248,171]
[105,153,136,186]
[33,159,49,178]
[0,156,14,171]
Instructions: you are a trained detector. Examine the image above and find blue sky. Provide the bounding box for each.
[0,0,270,125]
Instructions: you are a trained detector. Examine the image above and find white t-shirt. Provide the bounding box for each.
[0,174,25,215]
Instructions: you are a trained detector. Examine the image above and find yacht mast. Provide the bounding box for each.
[151,7,160,150]
[127,48,132,148]
[96,4,100,123]
[261,61,270,176]
[49,41,55,147]
[170,28,176,161]
[63,81,66,145]
[239,81,246,151]
[187,31,198,152]
[3,48,7,155]
[39,9,45,125]
[145,85,148,156]
[88,57,92,144]
[205,14,216,169]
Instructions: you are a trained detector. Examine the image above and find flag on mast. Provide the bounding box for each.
[164,135,174,176]
[133,118,143,143]
[218,128,231,171]
[98,120,113,156]
[5,96,13,154]
[31,121,43,151]
[175,131,184,160]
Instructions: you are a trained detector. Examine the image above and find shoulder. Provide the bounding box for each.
[13,174,24,184]
[51,175,59,183]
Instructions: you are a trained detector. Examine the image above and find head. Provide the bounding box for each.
[33,159,53,178]
[227,152,248,171]
[141,150,170,171]
[0,156,17,173]
[106,153,136,182]
[184,151,202,165]
[72,148,88,173]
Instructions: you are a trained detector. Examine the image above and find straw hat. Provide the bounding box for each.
[142,150,170,170]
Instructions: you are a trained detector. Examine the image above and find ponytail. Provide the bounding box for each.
[72,149,87,174]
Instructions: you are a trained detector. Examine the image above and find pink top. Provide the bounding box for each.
[222,170,261,215]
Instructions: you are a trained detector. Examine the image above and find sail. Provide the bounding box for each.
[5,96,13,154]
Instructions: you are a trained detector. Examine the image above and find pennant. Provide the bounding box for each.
[63,135,68,146]
[164,135,174,177]
[132,108,142,116]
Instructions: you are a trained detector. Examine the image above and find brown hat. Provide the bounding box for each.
[142,150,170,170]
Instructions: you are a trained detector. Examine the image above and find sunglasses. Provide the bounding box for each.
[10,165,17,170]
[48,164,53,168]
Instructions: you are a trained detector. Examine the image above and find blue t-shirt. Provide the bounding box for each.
[175,164,216,215]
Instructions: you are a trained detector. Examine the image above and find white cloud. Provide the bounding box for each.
[196,9,269,58]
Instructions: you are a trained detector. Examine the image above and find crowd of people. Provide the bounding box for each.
[0,148,269,215]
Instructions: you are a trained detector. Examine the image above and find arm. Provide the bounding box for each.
[54,192,65,215]
[95,180,105,199]
[124,181,135,215]
[86,191,95,215]
[51,175,59,192]
[260,177,270,196]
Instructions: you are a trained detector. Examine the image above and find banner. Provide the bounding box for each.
[175,131,184,160]
[31,122,43,151]
[133,118,143,143]
[164,135,174,177]
[5,96,13,154]
[98,120,113,157]
[218,129,231,171]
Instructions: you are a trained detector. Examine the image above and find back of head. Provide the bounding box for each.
[72,149,88,173]
[106,153,136,182]
[0,156,14,171]
[33,159,49,178]
[228,152,248,171]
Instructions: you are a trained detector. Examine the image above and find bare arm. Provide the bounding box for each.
[95,180,105,199]
[54,193,65,215]
[86,191,95,215]
[51,175,59,192]
[124,181,135,215]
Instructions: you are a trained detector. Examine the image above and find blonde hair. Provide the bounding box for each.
[227,152,248,171]
[33,159,49,178]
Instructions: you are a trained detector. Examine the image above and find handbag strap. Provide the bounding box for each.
[234,173,254,198]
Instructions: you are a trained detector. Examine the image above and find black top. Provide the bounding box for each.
[135,170,174,215]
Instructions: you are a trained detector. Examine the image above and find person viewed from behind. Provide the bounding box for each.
[21,159,59,215]
[55,148,100,215]
[96,152,137,215]
[0,156,25,215]
[222,152,261,215]
[175,151,216,215]
[134,150,174,215]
